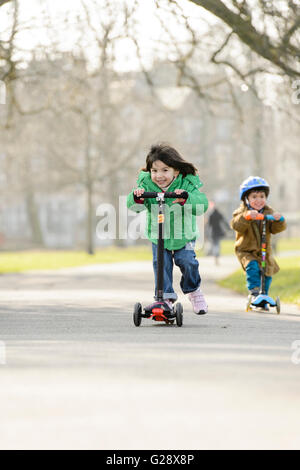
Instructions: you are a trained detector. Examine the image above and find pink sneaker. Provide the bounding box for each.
[188,288,208,315]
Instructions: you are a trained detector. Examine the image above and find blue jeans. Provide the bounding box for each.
[152,242,201,301]
[246,260,272,294]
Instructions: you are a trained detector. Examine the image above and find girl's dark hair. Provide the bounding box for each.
[143,143,197,177]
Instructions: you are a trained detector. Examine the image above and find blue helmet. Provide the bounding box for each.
[239,176,270,200]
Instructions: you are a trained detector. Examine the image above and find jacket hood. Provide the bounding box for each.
[136,171,150,185]
[184,173,203,189]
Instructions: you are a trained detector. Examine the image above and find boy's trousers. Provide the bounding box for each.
[246,260,272,294]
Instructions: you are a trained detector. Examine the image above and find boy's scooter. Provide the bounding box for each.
[133,191,188,327]
[245,213,284,314]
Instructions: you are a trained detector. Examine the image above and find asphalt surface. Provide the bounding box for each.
[0,256,300,450]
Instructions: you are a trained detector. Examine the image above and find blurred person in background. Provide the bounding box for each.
[207,201,229,265]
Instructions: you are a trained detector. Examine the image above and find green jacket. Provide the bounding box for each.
[127,171,208,250]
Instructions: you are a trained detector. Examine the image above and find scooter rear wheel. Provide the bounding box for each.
[175,302,183,327]
[133,302,142,326]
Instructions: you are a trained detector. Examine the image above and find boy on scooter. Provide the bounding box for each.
[231,176,287,310]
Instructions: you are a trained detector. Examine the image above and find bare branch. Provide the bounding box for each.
[187,0,300,77]
[282,15,300,45]
[0,0,11,7]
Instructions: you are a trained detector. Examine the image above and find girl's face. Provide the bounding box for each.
[248,191,267,211]
[150,160,179,188]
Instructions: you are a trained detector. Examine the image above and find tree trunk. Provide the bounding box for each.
[25,189,44,247]
[110,171,126,247]
[86,181,95,255]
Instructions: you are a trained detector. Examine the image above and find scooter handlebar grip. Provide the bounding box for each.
[164,191,188,199]
[244,213,264,221]
[244,213,285,222]
[265,215,285,222]
[135,191,189,200]
[135,192,158,199]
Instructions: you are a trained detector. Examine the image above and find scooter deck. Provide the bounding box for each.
[143,301,175,323]
[248,304,270,313]
[246,294,280,314]
[251,294,277,307]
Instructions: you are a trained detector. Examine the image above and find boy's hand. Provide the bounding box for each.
[172,189,187,204]
[273,212,282,221]
[134,188,145,200]
[245,210,259,220]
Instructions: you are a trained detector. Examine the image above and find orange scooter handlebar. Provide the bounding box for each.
[244,213,264,221]
[244,213,284,222]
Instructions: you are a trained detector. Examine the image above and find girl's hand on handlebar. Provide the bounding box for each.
[134,188,145,200]
[172,189,187,204]
[245,210,259,220]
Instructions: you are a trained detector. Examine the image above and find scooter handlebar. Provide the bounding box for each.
[244,213,284,222]
[265,215,285,222]
[135,191,189,200]
[164,191,189,199]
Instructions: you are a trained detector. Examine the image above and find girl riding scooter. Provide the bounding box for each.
[127,143,209,315]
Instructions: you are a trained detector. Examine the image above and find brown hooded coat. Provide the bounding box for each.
[230,203,287,276]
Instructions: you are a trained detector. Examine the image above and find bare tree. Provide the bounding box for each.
[0,0,18,84]
[185,0,300,78]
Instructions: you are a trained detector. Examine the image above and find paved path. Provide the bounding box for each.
[0,256,299,450]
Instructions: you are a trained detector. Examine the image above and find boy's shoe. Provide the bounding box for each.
[250,294,258,304]
[188,288,208,315]
[249,288,260,304]
[248,290,270,311]
[250,287,260,295]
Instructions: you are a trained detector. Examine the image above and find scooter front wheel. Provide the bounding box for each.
[175,302,183,327]
[246,295,252,312]
[133,302,142,326]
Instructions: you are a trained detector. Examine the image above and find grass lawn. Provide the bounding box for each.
[0,246,152,273]
[277,237,300,252]
[0,237,299,275]
[219,256,300,306]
